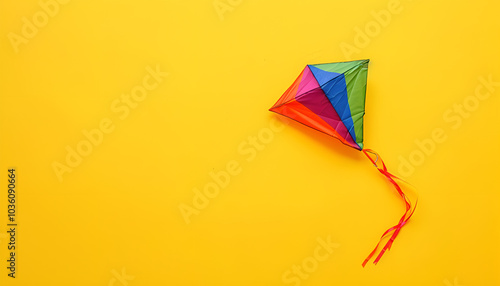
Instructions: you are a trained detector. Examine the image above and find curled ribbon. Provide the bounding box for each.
[361,149,417,267]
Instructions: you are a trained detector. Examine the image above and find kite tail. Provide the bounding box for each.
[361,149,417,267]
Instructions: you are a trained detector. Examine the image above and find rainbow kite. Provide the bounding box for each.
[269,59,417,266]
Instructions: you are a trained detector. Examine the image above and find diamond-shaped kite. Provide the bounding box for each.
[269,59,417,267]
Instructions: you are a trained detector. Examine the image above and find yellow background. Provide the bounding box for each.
[1,0,499,285]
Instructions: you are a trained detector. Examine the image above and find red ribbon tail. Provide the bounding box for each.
[361,149,417,267]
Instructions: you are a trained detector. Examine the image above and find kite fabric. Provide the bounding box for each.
[269,59,417,267]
